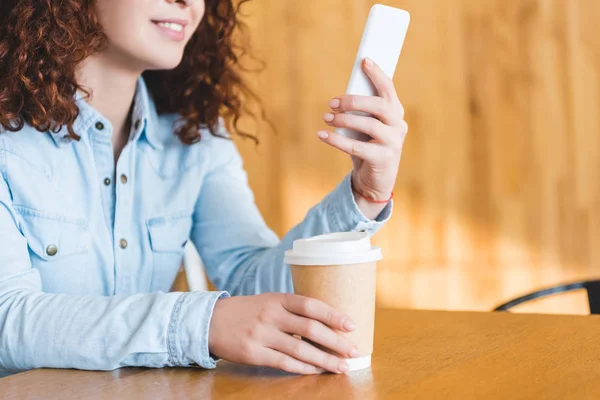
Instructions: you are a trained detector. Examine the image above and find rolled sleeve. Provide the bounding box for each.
[323,173,393,235]
[168,290,230,369]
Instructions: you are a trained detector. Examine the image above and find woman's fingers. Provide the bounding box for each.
[362,57,399,103]
[258,347,325,375]
[280,313,358,360]
[271,333,349,374]
[329,95,403,125]
[323,112,392,144]
[281,294,355,332]
[317,130,381,162]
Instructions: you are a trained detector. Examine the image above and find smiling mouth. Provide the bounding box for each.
[154,21,184,32]
[151,19,188,41]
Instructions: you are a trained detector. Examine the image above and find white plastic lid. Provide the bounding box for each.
[284,232,382,266]
[346,355,371,372]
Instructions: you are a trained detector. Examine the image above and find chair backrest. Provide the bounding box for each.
[183,241,209,291]
[585,280,600,314]
[494,280,600,315]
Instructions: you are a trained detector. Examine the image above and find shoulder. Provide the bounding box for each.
[0,125,64,178]
[143,114,242,177]
[155,114,240,159]
[0,124,56,153]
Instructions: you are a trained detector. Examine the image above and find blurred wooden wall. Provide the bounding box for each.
[231,0,600,312]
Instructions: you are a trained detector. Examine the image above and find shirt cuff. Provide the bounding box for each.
[323,173,393,235]
[167,290,230,369]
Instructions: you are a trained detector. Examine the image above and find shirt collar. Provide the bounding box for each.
[49,77,163,150]
[131,76,163,150]
[48,92,95,147]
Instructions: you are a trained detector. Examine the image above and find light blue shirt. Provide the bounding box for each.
[0,78,392,377]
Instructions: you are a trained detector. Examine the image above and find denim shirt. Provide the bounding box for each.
[0,78,392,376]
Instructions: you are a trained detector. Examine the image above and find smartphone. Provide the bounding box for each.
[336,4,410,141]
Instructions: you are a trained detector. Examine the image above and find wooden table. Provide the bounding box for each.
[4,309,600,399]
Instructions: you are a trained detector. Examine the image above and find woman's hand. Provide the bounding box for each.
[208,293,359,375]
[318,57,409,220]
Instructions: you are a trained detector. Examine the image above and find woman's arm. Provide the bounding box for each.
[191,137,392,296]
[0,174,227,375]
[193,59,407,297]
[190,136,388,374]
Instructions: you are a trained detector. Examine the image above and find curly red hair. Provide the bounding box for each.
[0,0,261,144]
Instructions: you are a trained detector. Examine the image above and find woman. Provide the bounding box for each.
[0,0,408,376]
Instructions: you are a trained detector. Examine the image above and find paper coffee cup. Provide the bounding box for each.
[284,232,382,372]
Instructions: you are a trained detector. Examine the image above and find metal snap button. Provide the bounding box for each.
[46,245,58,256]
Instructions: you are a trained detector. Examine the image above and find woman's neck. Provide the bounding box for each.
[77,54,141,161]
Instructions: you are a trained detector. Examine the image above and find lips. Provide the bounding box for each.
[155,21,184,32]
[151,18,189,41]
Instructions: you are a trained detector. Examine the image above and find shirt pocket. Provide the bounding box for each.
[147,211,192,292]
[13,206,91,290]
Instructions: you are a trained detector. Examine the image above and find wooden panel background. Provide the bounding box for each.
[229,0,600,313]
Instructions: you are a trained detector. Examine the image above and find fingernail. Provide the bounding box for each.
[349,347,360,358]
[344,319,356,331]
[317,131,329,140]
[328,98,340,109]
[364,57,373,67]
[323,112,335,122]
[338,362,349,374]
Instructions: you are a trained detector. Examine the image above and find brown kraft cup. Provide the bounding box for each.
[284,232,382,371]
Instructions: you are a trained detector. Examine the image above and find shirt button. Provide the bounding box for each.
[104,177,111,186]
[120,174,128,184]
[46,245,58,256]
[119,239,128,249]
[95,122,105,131]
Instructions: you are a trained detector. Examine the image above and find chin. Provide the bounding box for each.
[143,53,185,71]
[150,59,184,71]
[136,46,183,71]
